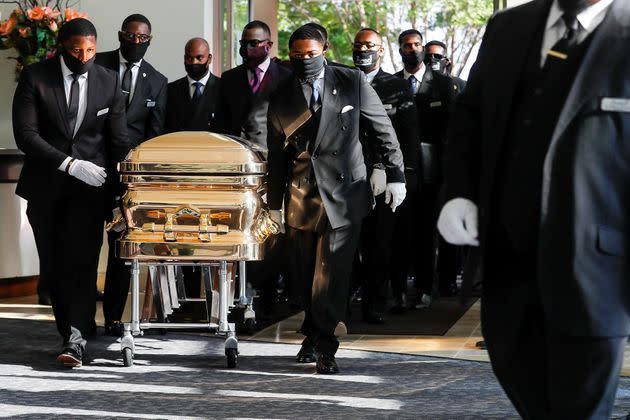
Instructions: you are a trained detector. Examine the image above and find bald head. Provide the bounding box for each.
[184,37,212,80]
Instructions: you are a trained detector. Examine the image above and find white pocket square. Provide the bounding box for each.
[97,108,109,116]
[341,105,354,114]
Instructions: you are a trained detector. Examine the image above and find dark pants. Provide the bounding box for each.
[27,178,105,352]
[103,230,129,323]
[287,222,361,356]
[483,228,626,420]
[356,193,397,314]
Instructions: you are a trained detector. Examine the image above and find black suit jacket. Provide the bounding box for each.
[443,0,630,337]
[95,50,167,148]
[267,66,405,229]
[216,60,291,145]
[366,69,420,185]
[164,73,220,133]
[13,56,129,203]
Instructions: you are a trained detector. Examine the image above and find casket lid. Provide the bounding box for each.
[119,132,266,174]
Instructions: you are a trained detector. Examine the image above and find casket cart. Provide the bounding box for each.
[108,132,279,368]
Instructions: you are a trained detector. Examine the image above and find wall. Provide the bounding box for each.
[0,0,218,150]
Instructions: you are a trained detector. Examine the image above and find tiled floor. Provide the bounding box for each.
[3,280,630,376]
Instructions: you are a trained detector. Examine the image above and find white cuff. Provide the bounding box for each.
[58,156,72,172]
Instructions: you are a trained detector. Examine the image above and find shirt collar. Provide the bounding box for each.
[60,55,88,80]
[252,56,271,74]
[403,63,426,81]
[187,69,211,87]
[547,0,614,33]
[365,67,380,83]
[119,50,142,67]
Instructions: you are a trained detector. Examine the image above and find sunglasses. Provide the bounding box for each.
[426,53,445,60]
[352,41,381,49]
[119,31,152,43]
[239,39,270,48]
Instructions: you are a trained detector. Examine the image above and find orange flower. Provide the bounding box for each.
[18,27,31,38]
[0,17,17,36]
[64,8,88,22]
[27,6,45,21]
[43,7,61,19]
[48,19,58,32]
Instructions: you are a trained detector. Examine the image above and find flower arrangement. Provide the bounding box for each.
[0,1,87,77]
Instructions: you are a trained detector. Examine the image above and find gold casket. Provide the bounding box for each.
[114,132,278,261]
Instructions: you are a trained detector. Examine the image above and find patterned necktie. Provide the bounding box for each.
[408,75,418,95]
[309,82,320,114]
[67,73,80,137]
[250,67,263,94]
[192,82,203,100]
[121,62,133,106]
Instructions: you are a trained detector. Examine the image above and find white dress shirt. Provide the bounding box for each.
[540,0,614,67]
[58,55,89,170]
[247,56,271,86]
[187,69,211,99]
[300,67,326,107]
[402,63,427,84]
[118,51,142,103]
[365,67,380,84]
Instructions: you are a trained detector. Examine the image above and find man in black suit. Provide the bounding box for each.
[13,18,129,367]
[215,20,291,146]
[392,29,458,311]
[351,28,420,324]
[438,0,627,417]
[424,40,466,94]
[95,14,167,336]
[266,25,405,374]
[165,37,220,132]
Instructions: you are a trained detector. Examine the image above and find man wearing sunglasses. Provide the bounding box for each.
[351,28,419,324]
[215,20,291,146]
[95,13,167,337]
[424,40,466,94]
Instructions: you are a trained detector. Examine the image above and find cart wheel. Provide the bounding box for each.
[226,348,238,368]
[244,318,256,335]
[122,347,134,367]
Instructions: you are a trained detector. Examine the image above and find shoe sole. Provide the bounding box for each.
[57,353,82,367]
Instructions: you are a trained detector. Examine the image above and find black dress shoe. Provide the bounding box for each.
[316,354,339,374]
[362,310,385,324]
[296,340,317,363]
[57,348,82,368]
[38,294,52,306]
[105,321,124,337]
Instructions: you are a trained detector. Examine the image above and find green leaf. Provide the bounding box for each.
[36,28,46,43]
[23,55,38,65]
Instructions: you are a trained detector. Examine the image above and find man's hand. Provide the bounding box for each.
[269,209,285,234]
[384,182,406,212]
[437,198,480,246]
[68,159,107,187]
[370,168,386,196]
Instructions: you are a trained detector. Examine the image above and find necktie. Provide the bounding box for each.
[121,62,133,106]
[250,67,263,94]
[408,75,418,95]
[192,82,203,100]
[545,13,579,68]
[309,82,320,114]
[67,73,80,137]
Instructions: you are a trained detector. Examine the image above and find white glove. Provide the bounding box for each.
[269,209,285,234]
[384,182,406,212]
[68,159,107,187]
[370,168,386,197]
[437,198,480,246]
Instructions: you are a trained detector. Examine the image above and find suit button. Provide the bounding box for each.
[523,119,532,127]
[534,88,543,96]
[337,174,345,182]
[341,126,347,131]
[332,151,338,156]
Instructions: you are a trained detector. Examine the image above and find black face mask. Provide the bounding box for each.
[425,56,447,74]
[119,38,150,63]
[239,45,269,69]
[62,50,95,75]
[557,0,591,13]
[290,54,325,82]
[185,62,209,80]
[400,50,425,69]
[353,50,379,70]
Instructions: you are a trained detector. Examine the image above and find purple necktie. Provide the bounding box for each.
[250,67,263,93]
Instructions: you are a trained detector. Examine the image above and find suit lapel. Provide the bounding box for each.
[51,57,72,138]
[550,0,629,144]
[313,67,340,152]
[276,76,311,140]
